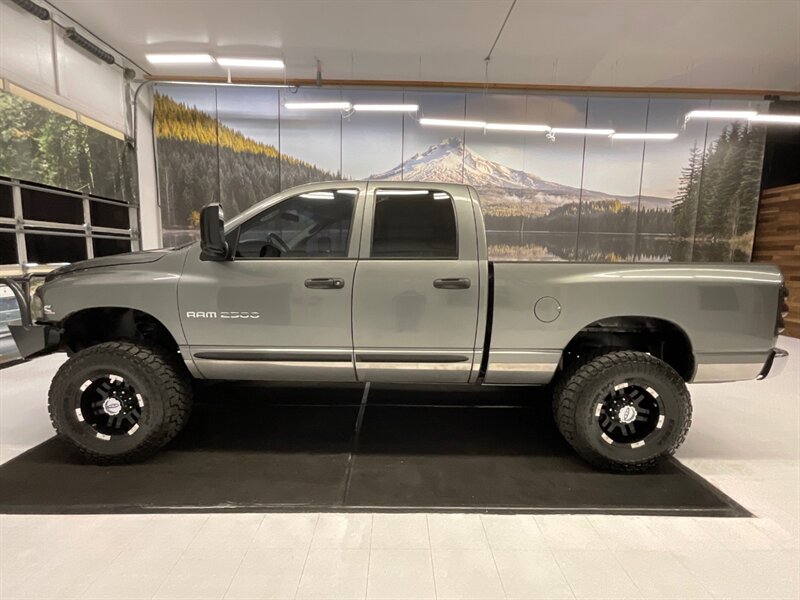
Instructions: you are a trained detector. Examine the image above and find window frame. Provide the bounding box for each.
[366,188,460,261]
[228,188,360,261]
[0,177,138,273]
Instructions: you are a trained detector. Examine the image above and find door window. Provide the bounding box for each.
[371,190,458,258]
[233,189,357,259]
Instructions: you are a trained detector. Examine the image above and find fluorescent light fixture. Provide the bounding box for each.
[376,189,430,195]
[336,189,359,195]
[419,118,486,128]
[284,101,352,110]
[433,192,451,200]
[485,122,550,132]
[300,191,334,199]
[216,57,284,68]
[158,81,290,88]
[686,109,757,120]
[611,133,679,140]
[146,53,214,64]
[352,104,419,112]
[551,127,614,136]
[748,114,800,125]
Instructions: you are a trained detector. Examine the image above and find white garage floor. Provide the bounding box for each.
[1,338,798,600]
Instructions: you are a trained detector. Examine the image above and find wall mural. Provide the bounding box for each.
[154,84,767,262]
[0,89,137,203]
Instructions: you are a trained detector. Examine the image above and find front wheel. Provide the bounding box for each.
[553,351,692,472]
[48,341,193,464]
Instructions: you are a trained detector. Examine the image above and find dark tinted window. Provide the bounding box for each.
[0,230,17,264]
[371,190,458,258]
[93,237,132,257]
[25,233,87,263]
[90,200,130,229]
[234,189,356,259]
[0,184,13,218]
[22,188,83,224]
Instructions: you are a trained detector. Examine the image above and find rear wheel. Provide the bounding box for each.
[553,350,691,472]
[48,341,193,464]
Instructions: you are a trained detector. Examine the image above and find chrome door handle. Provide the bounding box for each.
[305,277,345,289]
[433,277,471,290]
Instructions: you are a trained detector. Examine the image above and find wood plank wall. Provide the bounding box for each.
[753,183,800,338]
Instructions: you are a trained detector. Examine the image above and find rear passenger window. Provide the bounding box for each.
[371,190,458,258]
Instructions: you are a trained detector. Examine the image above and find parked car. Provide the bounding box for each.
[7,182,789,471]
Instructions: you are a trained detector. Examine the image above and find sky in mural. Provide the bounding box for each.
[160,85,740,203]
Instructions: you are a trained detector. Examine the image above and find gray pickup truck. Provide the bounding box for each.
[7,181,789,471]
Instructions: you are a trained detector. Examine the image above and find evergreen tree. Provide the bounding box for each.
[672,142,703,239]
[731,125,766,237]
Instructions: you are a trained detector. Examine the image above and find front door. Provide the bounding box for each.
[351,185,481,383]
[178,185,364,381]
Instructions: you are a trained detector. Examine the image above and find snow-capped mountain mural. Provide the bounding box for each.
[152,84,766,263]
[370,137,671,217]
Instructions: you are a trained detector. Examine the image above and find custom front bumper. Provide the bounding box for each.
[8,322,61,359]
[758,348,789,380]
[3,275,61,359]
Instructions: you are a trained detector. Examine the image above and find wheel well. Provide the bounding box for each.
[561,316,695,381]
[60,308,179,355]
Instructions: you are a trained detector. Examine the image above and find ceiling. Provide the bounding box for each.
[50,0,800,92]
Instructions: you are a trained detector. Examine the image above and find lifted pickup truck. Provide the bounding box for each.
[7,181,789,471]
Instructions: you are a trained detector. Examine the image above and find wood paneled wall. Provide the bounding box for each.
[753,184,800,338]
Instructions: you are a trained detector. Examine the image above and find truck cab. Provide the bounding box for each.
[180,181,488,384]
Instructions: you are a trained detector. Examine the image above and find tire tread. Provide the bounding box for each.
[48,341,193,464]
[553,350,692,473]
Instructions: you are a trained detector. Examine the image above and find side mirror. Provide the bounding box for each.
[199,203,228,261]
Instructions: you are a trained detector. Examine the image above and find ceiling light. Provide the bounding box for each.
[158,81,290,88]
[146,53,214,64]
[551,128,614,136]
[284,101,352,110]
[748,114,800,125]
[300,191,335,199]
[420,118,486,128]
[686,109,757,120]
[611,133,679,140]
[352,104,419,112]
[485,122,550,132]
[216,57,284,68]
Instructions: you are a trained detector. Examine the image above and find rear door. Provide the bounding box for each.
[351,184,481,382]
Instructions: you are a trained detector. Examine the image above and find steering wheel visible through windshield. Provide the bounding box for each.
[232,189,357,259]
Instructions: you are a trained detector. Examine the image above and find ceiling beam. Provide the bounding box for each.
[143,75,798,99]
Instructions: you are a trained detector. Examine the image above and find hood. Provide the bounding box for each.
[44,250,168,282]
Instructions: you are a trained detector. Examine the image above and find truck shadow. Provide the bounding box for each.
[0,382,747,515]
[175,381,564,456]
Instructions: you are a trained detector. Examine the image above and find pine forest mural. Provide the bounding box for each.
[0,89,137,203]
[153,85,767,262]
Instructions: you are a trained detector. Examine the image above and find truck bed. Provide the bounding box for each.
[482,261,783,384]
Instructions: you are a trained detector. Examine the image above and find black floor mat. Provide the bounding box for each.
[0,382,748,516]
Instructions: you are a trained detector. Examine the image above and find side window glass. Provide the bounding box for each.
[233,189,357,259]
[371,190,458,258]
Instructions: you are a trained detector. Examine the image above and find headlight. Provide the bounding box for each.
[30,292,44,321]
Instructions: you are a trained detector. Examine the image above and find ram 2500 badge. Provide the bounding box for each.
[6,181,789,471]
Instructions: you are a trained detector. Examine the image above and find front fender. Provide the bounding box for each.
[38,249,189,346]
